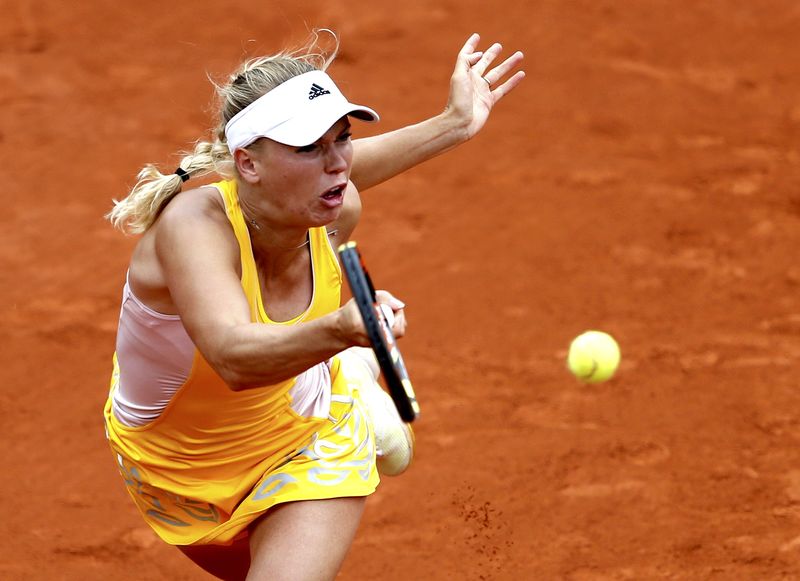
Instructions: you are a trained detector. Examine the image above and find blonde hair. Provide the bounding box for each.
[106,30,339,234]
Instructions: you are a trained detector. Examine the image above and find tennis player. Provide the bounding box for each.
[102,31,524,580]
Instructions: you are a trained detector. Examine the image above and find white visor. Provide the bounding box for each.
[224,70,379,152]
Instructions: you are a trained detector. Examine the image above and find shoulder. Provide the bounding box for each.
[158,185,228,225]
[129,186,238,312]
[153,185,239,264]
[155,185,237,244]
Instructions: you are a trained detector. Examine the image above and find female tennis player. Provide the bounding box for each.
[102,31,524,580]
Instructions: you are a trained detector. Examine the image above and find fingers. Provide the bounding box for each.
[375,290,407,337]
[457,34,484,76]
[375,290,405,311]
[482,50,525,86]
[466,51,483,67]
[462,34,525,92]
[455,34,527,111]
[378,303,395,327]
[391,309,407,338]
[471,42,503,77]
[489,70,527,103]
[476,46,526,105]
[459,33,481,59]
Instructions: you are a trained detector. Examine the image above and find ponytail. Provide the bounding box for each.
[107,29,340,234]
[106,138,232,234]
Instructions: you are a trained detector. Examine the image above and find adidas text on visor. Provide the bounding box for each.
[224,70,379,152]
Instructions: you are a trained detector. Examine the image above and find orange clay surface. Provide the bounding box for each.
[4,2,800,579]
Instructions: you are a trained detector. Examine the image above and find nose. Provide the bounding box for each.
[323,143,349,174]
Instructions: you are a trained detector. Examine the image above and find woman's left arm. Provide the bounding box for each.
[349,33,525,192]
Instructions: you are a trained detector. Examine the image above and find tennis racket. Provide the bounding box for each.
[338,241,420,422]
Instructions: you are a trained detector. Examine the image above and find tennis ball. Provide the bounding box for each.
[567,330,621,383]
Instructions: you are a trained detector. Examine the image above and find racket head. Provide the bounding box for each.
[338,242,420,422]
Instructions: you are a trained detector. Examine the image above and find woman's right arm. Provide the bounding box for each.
[153,192,375,391]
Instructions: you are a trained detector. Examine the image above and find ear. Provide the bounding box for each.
[233,148,260,185]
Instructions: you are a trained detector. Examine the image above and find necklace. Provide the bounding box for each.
[247,216,338,249]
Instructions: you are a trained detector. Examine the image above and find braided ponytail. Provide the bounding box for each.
[106,138,232,234]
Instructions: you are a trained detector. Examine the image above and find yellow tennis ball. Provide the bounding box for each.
[567,330,621,383]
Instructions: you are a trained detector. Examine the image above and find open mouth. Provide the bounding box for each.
[321,184,346,201]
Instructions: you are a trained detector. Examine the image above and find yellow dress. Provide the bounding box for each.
[103,179,379,546]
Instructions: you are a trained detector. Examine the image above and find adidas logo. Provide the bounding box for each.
[308,83,331,100]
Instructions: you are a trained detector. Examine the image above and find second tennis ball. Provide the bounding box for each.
[567,330,621,383]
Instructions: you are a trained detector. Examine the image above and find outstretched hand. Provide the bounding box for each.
[445,33,526,140]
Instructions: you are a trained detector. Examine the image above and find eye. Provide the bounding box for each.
[337,131,352,143]
[295,143,318,154]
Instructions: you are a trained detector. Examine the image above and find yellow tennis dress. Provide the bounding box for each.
[103,179,379,546]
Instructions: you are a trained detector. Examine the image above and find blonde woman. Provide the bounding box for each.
[103,31,524,581]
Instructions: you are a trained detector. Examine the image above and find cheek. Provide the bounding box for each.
[267,158,312,186]
[264,160,323,205]
[343,143,354,167]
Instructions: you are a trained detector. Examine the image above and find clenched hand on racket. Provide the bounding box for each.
[338,242,420,422]
[339,290,407,346]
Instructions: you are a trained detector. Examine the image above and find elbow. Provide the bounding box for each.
[224,376,250,392]
[214,362,254,392]
[215,361,284,392]
[206,342,263,390]
[205,341,295,391]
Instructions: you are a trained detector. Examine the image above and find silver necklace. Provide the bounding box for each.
[247,217,337,249]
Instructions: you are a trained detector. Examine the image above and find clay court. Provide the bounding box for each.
[3,1,800,579]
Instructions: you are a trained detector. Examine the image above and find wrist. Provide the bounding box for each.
[327,308,355,350]
[432,106,472,147]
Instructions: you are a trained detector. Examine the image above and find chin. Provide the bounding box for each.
[313,208,342,226]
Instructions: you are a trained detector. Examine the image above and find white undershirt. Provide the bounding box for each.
[111,275,332,427]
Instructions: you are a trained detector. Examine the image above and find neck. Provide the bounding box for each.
[237,188,310,253]
[247,219,310,253]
